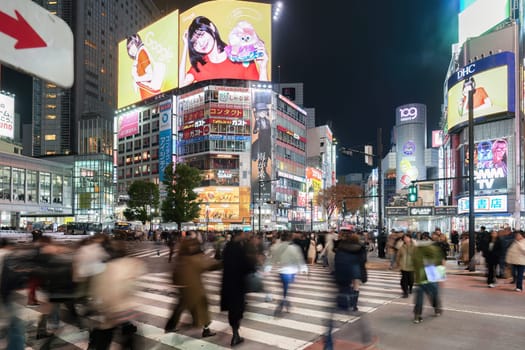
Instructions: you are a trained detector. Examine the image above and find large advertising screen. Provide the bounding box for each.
[117,10,179,109]
[471,137,508,192]
[179,1,271,88]
[0,93,15,139]
[447,52,515,132]
[117,112,139,139]
[251,89,273,204]
[195,186,250,223]
[458,0,510,45]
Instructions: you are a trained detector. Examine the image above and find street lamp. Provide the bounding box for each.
[149,207,155,233]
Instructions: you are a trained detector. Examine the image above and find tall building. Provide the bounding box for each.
[21,0,162,225]
[30,0,160,156]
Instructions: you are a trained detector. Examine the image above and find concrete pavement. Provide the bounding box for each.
[306,252,524,350]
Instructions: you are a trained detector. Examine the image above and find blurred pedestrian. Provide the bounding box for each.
[307,233,317,265]
[504,231,525,292]
[334,231,366,312]
[166,230,176,262]
[412,241,445,324]
[481,230,503,288]
[164,238,222,337]
[266,231,308,317]
[220,230,255,346]
[0,238,26,349]
[88,241,146,349]
[396,233,415,298]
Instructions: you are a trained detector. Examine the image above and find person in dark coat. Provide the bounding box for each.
[334,231,367,311]
[220,230,255,346]
[482,230,503,287]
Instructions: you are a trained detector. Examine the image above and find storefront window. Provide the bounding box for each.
[0,166,11,200]
[40,172,51,203]
[12,168,25,201]
[27,170,37,202]
[52,174,63,204]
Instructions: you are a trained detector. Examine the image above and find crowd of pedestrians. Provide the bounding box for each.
[1,224,523,348]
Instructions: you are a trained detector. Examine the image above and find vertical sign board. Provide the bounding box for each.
[0,0,74,88]
[0,93,15,139]
[158,99,173,182]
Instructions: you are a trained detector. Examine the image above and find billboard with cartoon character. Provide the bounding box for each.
[179,1,271,88]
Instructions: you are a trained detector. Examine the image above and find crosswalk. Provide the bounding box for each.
[12,246,403,350]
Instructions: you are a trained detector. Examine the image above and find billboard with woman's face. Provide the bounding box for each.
[179,1,271,88]
[447,51,515,132]
[117,10,179,109]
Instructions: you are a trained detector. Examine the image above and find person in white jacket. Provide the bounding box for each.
[266,231,307,317]
[505,231,525,292]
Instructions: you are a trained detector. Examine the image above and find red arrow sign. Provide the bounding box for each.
[0,10,46,49]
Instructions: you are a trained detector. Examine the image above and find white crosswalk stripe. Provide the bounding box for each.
[13,245,404,350]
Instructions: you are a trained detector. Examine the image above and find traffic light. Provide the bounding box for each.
[407,184,418,202]
[342,200,347,214]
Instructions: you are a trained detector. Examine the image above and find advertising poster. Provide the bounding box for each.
[471,137,508,191]
[0,93,15,139]
[395,104,426,191]
[117,112,139,139]
[158,99,173,181]
[447,52,514,132]
[251,89,273,204]
[118,10,179,109]
[195,186,249,224]
[179,1,271,88]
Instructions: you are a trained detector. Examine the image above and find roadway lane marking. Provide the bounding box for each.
[390,301,525,320]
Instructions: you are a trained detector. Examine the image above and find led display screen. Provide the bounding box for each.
[117,112,139,139]
[179,1,271,88]
[447,52,514,132]
[117,10,179,109]
[469,137,508,191]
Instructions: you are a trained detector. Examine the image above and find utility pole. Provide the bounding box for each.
[468,88,476,272]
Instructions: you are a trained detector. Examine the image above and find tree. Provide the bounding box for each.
[317,183,364,222]
[124,180,160,224]
[161,162,202,230]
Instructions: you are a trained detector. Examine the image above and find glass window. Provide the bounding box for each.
[27,170,37,202]
[52,174,63,204]
[12,168,25,201]
[0,166,11,200]
[40,172,51,203]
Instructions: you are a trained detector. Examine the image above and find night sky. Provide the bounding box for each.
[2,0,459,176]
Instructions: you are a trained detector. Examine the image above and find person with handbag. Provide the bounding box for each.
[164,238,222,337]
[265,231,308,317]
[334,231,367,312]
[220,230,256,346]
[396,233,416,298]
[412,241,445,324]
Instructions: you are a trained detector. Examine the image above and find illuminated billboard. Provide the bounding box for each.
[179,1,271,87]
[195,186,250,223]
[0,93,15,139]
[251,89,273,204]
[471,137,508,191]
[395,104,427,191]
[447,51,515,132]
[158,99,173,182]
[457,195,507,214]
[458,0,510,45]
[117,111,139,139]
[118,10,179,109]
